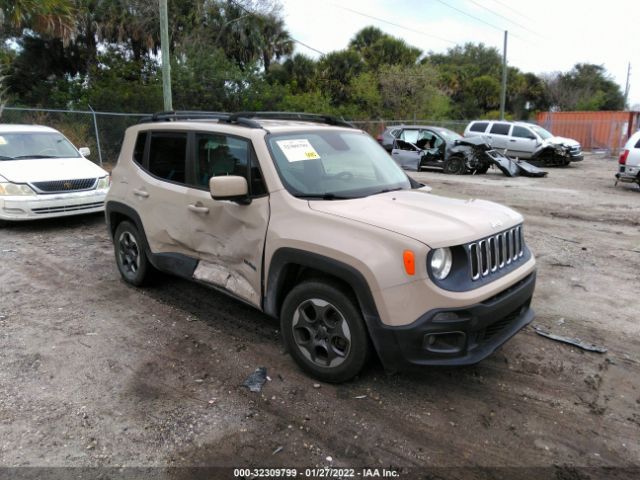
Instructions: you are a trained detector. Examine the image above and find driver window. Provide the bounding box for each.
[192,133,249,188]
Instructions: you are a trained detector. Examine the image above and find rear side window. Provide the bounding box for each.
[469,122,488,133]
[133,131,147,165]
[490,123,511,135]
[148,133,187,184]
[635,138,640,148]
[512,126,534,139]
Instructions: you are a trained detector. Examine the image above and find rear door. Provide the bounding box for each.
[131,130,198,258]
[486,122,511,150]
[508,125,538,159]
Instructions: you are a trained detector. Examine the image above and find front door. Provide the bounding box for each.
[183,132,270,308]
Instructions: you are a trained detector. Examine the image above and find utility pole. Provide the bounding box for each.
[623,62,631,109]
[499,30,508,120]
[159,0,172,111]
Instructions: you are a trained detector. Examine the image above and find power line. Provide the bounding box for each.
[488,0,534,22]
[293,39,325,56]
[466,0,543,37]
[326,2,457,45]
[433,0,503,32]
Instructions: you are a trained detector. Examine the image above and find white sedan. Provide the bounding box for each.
[0,124,110,221]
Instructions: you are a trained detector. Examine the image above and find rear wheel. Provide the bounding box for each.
[281,281,371,383]
[443,155,466,175]
[114,221,153,286]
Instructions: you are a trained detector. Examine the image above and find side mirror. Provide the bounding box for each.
[209,175,249,203]
[79,147,90,157]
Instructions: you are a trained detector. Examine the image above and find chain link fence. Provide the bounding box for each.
[0,107,626,163]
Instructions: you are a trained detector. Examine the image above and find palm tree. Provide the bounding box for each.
[0,0,76,43]
[258,14,292,72]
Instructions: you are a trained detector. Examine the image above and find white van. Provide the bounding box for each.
[464,120,583,165]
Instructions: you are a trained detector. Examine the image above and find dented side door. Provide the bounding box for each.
[184,132,269,308]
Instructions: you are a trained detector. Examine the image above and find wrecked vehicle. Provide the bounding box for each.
[106,111,537,382]
[391,127,547,177]
[391,126,488,174]
[464,120,583,167]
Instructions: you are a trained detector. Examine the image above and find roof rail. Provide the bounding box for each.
[140,111,230,123]
[228,111,355,128]
[140,111,355,129]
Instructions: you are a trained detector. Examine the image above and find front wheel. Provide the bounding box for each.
[281,281,371,383]
[443,155,466,175]
[113,221,154,286]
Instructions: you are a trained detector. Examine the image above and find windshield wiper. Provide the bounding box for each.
[12,155,59,159]
[0,155,15,160]
[295,193,353,200]
[368,187,404,196]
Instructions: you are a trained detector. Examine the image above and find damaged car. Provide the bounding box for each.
[106,111,538,383]
[391,126,546,177]
[464,120,583,167]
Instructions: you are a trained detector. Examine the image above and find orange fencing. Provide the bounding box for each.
[536,111,640,154]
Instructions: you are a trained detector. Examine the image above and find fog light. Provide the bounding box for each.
[423,331,466,354]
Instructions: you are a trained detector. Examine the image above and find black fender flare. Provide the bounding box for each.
[264,247,380,321]
[263,248,404,368]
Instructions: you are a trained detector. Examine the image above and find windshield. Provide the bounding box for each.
[0,132,81,160]
[529,125,553,140]
[267,130,411,199]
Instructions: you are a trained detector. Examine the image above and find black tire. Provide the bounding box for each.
[281,280,371,383]
[113,220,153,286]
[443,155,466,175]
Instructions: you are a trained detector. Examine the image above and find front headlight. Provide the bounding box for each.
[430,247,453,280]
[96,175,111,190]
[0,182,37,196]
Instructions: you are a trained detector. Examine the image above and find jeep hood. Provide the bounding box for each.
[309,189,523,248]
[0,158,108,183]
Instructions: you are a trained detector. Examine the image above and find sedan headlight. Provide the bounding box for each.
[0,182,36,196]
[96,175,111,190]
[430,247,453,280]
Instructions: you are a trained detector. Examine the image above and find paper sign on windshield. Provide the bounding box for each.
[276,139,321,162]
[0,136,6,145]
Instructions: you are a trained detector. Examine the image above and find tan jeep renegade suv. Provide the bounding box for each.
[106,112,536,382]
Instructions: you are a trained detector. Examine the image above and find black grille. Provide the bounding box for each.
[468,225,524,281]
[31,178,97,193]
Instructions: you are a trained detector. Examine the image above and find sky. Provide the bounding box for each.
[280,0,640,108]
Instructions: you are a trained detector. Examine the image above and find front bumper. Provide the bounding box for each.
[0,189,107,221]
[570,153,584,162]
[368,272,536,371]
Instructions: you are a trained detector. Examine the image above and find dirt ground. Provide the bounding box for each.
[0,154,638,479]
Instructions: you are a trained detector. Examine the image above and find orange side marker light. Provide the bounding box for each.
[403,250,415,275]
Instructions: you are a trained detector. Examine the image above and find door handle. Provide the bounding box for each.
[188,203,209,214]
[133,189,149,198]
[392,152,399,155]
[509,139,516,142]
